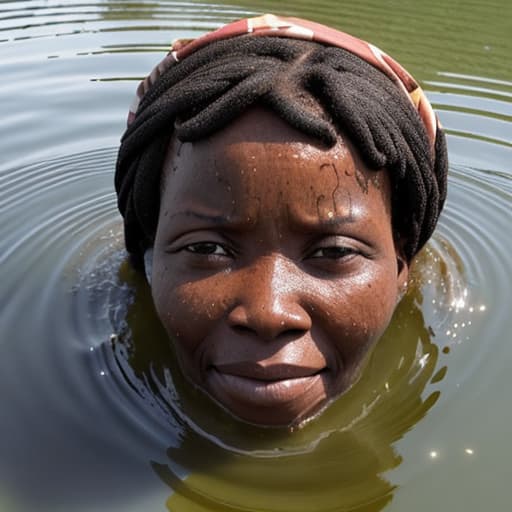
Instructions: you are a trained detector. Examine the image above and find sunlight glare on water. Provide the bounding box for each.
[0,1,511,511]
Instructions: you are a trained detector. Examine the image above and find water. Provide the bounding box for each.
[0,1,511,511]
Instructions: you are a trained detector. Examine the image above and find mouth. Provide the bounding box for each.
[206,363,328,420]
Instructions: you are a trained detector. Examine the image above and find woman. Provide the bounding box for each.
[115,14,448,427]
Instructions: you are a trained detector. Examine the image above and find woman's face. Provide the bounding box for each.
[151,107,408,426]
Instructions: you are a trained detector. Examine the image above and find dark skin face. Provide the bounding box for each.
[151,107,408,427]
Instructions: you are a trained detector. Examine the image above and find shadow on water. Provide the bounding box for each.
[110,253,442,511]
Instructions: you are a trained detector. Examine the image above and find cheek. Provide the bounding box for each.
[320,269,399,354]
[151,271,231,354]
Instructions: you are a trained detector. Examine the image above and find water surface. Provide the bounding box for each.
[1,1,511,511]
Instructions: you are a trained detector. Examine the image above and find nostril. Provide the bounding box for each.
[227,302,312,340]
[280,328,307,338]
[231,324,255,335]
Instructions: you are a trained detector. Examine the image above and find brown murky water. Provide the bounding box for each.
[0,1,511,511]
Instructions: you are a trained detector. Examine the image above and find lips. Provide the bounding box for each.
[214,362,321,381]
[206,362,326,412]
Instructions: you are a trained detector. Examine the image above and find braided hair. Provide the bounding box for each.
[115,35,448,269]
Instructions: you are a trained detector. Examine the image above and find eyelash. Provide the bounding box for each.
[308,246,358,260]
[182,241,358,261]
[184,242,231,257]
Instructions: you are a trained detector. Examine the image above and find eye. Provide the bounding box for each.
[184,242,230,256]
[309,246,357,259]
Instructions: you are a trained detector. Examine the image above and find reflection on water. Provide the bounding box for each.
[0,0,511,511]
[107,255,442,511]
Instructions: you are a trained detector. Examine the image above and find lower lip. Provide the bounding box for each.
[208,369,323,408]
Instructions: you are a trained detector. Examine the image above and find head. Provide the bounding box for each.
[115,15,448,427]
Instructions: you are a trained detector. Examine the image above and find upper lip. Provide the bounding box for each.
[212,362,324,381]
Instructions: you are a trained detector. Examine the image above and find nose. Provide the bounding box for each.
[227,256,312,340]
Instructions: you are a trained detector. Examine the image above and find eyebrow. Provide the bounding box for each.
[286,206,357,233]
[168,210,244,227]
[291,219,356,236]
[168,209,360,232]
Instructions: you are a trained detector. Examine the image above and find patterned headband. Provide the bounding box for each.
[128,13,439,149]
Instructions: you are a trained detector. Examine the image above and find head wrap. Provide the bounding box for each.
[116,14,447,266]
[127,14,439,149]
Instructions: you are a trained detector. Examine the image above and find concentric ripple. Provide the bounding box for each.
[0,1,511,511]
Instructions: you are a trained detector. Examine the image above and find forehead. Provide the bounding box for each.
[160,107,390,222]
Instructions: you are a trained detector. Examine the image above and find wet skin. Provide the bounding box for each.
[151,107,408,427]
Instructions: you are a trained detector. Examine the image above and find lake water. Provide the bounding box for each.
[0,1,511,511]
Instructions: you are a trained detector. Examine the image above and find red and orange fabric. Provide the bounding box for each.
[128,13,439,150]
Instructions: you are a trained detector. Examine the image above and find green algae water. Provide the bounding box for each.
[0,1,511,511]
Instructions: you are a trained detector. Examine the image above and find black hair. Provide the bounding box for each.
[115,35,448,268]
